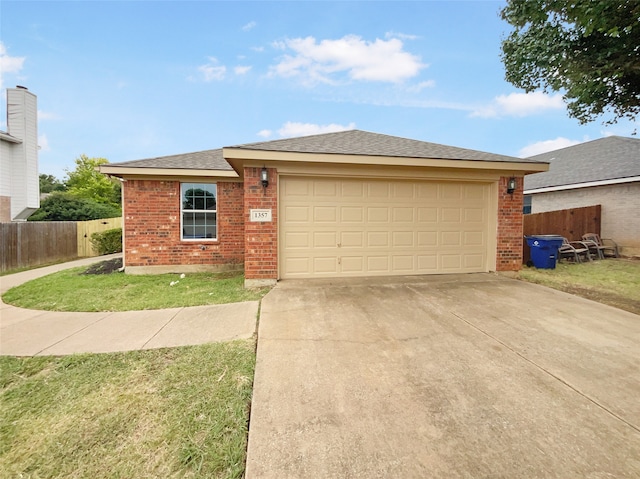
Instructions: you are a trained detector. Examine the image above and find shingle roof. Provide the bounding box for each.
[524,136,640,190]
[108,129,545,172]
[230,129,539,164]
[109,148,233,171]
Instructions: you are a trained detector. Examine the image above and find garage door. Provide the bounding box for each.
[280,177,490,278]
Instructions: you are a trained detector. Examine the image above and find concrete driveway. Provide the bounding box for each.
[246,273,640,478]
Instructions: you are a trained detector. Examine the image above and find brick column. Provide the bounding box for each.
[244,167,278,287]
[496,176,524,271]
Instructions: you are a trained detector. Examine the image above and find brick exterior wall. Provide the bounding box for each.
[496,176,524,271]
[243,167,278,281]
[530,182,640,256]
[123,179,244,270]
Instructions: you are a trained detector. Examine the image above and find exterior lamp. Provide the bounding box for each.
[261,167,269,188]
[507,177,517,194]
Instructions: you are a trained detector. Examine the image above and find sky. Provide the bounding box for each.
[1,0,638,180]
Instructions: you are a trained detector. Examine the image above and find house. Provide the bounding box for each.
[99,130,548,286]
[0,87,39,222]
[524,136,640,257]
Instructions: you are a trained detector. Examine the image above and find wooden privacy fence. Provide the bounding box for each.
[1,221,77,273]
[77,217,122,257]
[522,205,601,264]
[1,217,122,273]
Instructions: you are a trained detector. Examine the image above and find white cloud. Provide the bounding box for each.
[269,35,425,85]
[196,57,226,82]
[277,121,356,138]
[38,134,50,152]
[234,65,252,75]
[242,21,257,32]
[385,31,419,41]
[405,80,436,93]
[0,42,26,89]
[472,91,565,118]
[518,137,583,158]
[257,129,273,138]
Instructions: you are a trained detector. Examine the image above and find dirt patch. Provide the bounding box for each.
[82,258,123,275]
[555,284,640,316]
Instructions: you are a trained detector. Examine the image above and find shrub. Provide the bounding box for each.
[29,192,121,221]
[90,228,123,255]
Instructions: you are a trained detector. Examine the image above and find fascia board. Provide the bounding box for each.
[98,166,239,178]
[223,147,549,174]
[524,176,640,194]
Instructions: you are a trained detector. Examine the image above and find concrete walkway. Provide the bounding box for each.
[0,255,259,356]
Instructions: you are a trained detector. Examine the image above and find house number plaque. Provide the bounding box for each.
[250,209,272,222]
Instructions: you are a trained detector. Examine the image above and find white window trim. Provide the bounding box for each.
[180,182,218,242]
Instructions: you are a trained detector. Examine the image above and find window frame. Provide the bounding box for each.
[180,182,218,241]
[523,194,532,215]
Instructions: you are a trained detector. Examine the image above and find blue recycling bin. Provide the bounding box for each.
[525,235,564,269]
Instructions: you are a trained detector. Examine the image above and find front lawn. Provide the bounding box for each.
[2,262,270,312]
[517,259,640,315]
[0,341,255,479]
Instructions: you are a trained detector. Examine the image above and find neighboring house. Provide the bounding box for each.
[524,136,640,257]
[0,86,40,222]
[100,130,547,286]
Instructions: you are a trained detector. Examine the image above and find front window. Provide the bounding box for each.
[181,183,217,240]
[523,195,532,215]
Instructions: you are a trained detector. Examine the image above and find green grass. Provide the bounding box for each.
[517,258,640,315]
[2,269,270,312]
[0,341,255,479]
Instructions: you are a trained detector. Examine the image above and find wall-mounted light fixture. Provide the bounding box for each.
[261,167,269,188]
[507,177,517,194]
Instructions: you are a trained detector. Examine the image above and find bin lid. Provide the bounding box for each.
[525,235,564,240]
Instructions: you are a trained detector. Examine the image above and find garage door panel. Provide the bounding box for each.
[341,206,364,222]
[392,231,414,247]
[367,182,390,198]
[418,231,438,246]
[284,232,310,249]
[441,231,461,246]
[367,231,390,247]
[392,255,414,271]
[441,254,462,270]
[418,207,438,223]
[313,231,337,248]
[464,208,485,222]
[280,177,490,278]
[367,207,389,222]
[340,231,363,248]
[313,206,337,222]
[284,206,310,223]
[392,207,414,222]
[367,256,390,272]
[441,208,462,223]
[464,231,484,246]
[314,257,339,274]
[341,256,364,273]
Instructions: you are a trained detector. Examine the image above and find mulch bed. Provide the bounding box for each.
[82,258,123,275]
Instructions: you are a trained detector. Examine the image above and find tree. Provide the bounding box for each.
[500,0,640,125]
[28,192,121,221]
[65,155,121,206]
[39,174,66,194]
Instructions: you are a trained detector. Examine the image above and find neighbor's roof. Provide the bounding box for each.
[229,129,540,164]
[106,148,233,171]
[524,136,640,191]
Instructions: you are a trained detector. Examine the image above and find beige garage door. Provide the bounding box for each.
[280,177,490,278]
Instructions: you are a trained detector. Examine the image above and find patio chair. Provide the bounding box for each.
[581,233,619,259]
[558,237,593,263]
